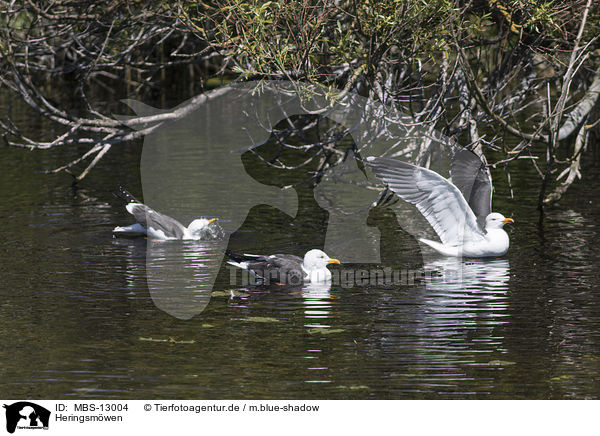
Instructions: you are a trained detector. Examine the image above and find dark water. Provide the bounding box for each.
[1,88,599,400]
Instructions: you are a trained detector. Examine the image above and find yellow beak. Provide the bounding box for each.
[502,217,514,224]
[328,258,341,265]
[208,218,219,224]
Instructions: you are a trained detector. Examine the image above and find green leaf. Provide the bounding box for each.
[550,375,573,382]
[245,316,280,323]
[211,290,249,297]
[306,327,346,335]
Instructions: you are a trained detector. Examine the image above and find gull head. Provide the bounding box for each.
[187,217,223,240]
[303,249,340,271]
[485,213,514,229]
[188,217,219,233]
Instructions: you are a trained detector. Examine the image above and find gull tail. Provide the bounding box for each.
[226,260,248,270]
[225,250,250,263]
[114,185,140,204]
[419,238,460,257]
[112,223,147,237]
[225,250,253,270]
[225,251,261,278]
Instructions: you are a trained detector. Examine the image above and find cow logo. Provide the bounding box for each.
[3,402,50,433]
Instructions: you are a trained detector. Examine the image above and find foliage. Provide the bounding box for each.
[1,0,599,206]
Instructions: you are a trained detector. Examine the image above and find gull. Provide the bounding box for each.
[226,249,341,284]
[112,186,220,240]
[366,150,514,257]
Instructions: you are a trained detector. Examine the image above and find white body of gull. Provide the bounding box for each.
[366,151,514,258]
[226,249,341,284]
[113,186,220,240]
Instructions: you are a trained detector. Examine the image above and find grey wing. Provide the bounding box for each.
[268,255,304,284]
[240,254,302,275]
[366,156,484,245]
[269,254,303,269]
[450,149,492,230]
[126,203,187,239]
[226,252,303,283]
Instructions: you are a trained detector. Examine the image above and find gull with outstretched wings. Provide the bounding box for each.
[366,151,514,258]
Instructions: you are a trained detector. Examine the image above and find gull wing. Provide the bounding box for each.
[117,187,187,239]
[227,252,303,270]
[366,156,485,245]
[226,252,303,283]
[450,149,492,230]
[125,203,187,239]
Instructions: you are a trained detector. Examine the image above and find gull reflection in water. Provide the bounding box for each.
[146,239,227,319]
[300,280,336,385]
[419,256,511,335]
[302,280,333,328]
[424,257,510,293]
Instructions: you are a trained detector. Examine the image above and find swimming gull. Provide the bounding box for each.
[366,152,514,257]
[112,186,220,240]
[226,249,341,284]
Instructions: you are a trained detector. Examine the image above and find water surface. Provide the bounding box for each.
[1,89,599,399]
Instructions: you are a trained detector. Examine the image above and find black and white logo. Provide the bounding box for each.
[3,402,50,433]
